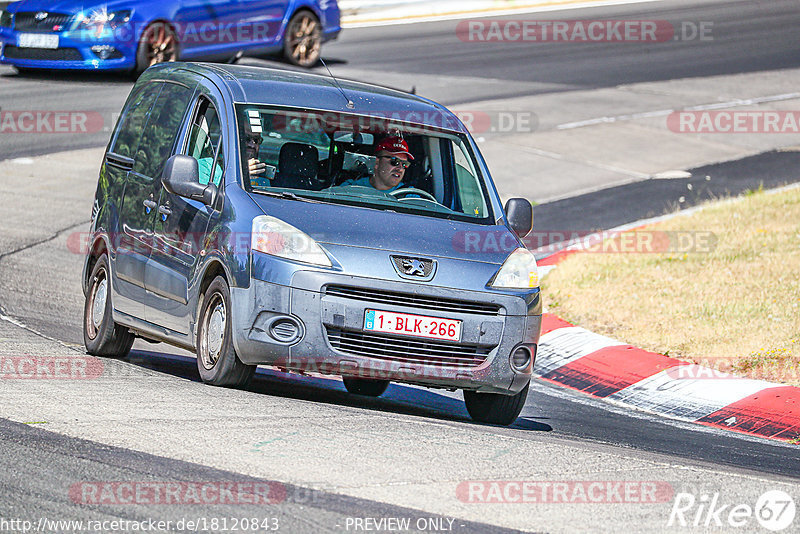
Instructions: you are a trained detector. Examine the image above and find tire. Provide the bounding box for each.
[196,276,255,388]
[282,11,321,68]
[342,377,390,397]
[134,21,178,76]
[83,254,135,358]
[463,383,529,426]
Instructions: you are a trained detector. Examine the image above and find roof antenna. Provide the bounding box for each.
[319,57,355,109]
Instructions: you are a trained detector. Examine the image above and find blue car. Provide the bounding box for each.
[0,0,340,72]
[82,62,541,425]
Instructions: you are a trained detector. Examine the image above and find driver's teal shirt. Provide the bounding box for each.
[340,176,405,192]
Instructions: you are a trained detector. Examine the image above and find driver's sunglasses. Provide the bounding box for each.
[245,134,261,146]
[379,155,411,170]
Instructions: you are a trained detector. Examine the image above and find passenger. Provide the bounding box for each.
[244,132,268,180]
[198,132,267,186]
[341,136,414,192]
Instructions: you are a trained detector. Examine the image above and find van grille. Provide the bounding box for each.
[324,285,501,316]
[326,327,491,368]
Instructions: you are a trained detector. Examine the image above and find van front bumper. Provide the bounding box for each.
[230,271,541,395]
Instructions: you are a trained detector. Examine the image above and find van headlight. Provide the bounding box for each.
[251,215,332,267]
[490,248,539,289]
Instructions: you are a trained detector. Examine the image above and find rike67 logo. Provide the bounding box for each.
[668,490,796,531]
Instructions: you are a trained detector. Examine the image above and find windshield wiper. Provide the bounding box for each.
[253,190,326,204]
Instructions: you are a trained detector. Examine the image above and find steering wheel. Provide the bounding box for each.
[389,187,437,202]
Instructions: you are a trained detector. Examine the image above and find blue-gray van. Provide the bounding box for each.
[82,62,542,425]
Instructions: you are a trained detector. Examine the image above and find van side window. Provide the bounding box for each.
[186,99,224,187]
[110,83,163,158]
[133,82,194,178]
[451,140,488,218]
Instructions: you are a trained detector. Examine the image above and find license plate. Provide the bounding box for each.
[364,309,462,342]
[18,33,59,49]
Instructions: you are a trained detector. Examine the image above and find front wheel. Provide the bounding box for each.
[463,383,529,426]
[283,11,321,67]
[196,276,255,388]
[134,21,178,76]
[342,377,390,397]
[84,254,134,358]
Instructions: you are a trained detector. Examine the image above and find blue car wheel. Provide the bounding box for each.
[283,10,321,67]
[135,21,178,75]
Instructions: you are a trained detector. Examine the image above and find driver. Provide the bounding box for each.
[341,136,414,192]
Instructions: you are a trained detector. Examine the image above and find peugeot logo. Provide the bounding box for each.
[390,255,436,281]
[34,11,48,21]
[401,259,426,277]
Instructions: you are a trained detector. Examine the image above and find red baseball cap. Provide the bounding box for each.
[375,136,414,160]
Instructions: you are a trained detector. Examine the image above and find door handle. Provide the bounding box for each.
[142,199,157,213]
[158,205,172,218]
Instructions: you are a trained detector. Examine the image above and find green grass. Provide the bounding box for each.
[541,186,800,385]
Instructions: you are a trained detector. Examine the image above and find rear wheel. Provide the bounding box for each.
[196,276,255,388]
[342,377,390,397]
[283,11,321,67]
[463,383,529,426]
[134,21,178,76]
[83,254,134,358]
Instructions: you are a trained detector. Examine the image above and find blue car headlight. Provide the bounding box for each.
[75,8,131,38]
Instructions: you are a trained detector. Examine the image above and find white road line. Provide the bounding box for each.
[504,142,651,180]
[342,0,664,28]
[0,309,83,352]
[557,92,800,130]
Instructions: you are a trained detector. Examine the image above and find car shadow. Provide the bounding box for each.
[125,348,552,432]
[1,67,133,84]
[1,55,348,82]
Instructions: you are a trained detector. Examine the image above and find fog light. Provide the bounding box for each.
[269,318,302,343]
[90,45,121,60]
[510,346,531,371]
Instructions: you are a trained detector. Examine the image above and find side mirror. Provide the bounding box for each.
[162,154,218,206]
[504,197,533,238]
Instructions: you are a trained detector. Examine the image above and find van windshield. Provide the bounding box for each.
[235,105,493,224]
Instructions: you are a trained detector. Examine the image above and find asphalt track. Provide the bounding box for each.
[3,0,800,158]
[2,0,800,531]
